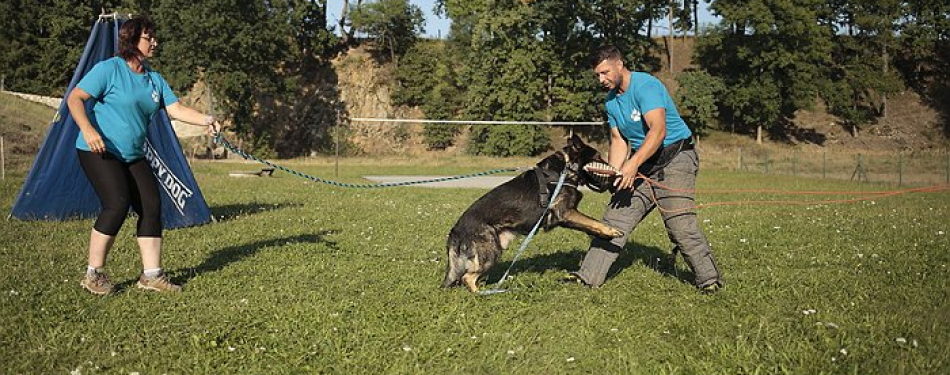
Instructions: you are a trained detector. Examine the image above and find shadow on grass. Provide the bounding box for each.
[484,241,694,286]
[209,201,303,223]
[109,231,340,291]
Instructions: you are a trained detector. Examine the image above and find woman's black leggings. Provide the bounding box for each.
[77,150,162,237]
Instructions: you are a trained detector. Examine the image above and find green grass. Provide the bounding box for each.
[1,161,948,374]
[0,92,58,172]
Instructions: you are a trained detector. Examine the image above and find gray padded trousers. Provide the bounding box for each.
[574,149,721,288]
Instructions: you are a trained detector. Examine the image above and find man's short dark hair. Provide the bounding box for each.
[592,45,623,68]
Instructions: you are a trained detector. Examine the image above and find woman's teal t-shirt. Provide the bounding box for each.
[75,56,178,162]
[604,72,691,150]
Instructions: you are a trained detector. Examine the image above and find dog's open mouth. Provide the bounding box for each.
[582,162,620,192]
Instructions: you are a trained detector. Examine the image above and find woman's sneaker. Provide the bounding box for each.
[136,272,182,292]
[80,270,114,295]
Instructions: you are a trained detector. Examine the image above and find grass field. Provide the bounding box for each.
[1,159,948,374]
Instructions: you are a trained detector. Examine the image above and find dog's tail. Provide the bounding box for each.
[442,239,469,288]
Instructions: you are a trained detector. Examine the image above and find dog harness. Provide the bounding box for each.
[535,161,579,207]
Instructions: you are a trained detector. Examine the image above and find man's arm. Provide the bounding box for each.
[607,127,629,169]
[615,107,667,190]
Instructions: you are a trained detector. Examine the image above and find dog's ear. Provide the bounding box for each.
[537,151,566,171]
[568,133,586,150]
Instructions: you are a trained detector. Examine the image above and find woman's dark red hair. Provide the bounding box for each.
[117,17,156,61]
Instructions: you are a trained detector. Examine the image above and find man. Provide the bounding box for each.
[564,45,722,293]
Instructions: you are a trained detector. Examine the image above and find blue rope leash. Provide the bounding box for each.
[478,169,568,296]
[213,133,528,188]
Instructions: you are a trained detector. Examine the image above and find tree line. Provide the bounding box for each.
[2,1,947,157]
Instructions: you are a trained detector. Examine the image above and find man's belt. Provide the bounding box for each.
[638,138,694,176]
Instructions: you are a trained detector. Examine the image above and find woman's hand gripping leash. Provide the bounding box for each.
[205,115,222,137]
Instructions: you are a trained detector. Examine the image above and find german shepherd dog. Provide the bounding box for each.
[442,135,623,293]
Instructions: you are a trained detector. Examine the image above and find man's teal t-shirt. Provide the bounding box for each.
[605,72,691,150]
[75,56,178,162]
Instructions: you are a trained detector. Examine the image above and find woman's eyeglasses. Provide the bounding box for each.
[140,36,158,44]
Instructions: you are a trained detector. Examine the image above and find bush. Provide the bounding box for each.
[675,69,725,134]
[466,124,550,156]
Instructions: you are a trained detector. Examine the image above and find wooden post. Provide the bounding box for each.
[851,153,868,182]
[737,147,742,171]
[822,151,826,179]
[898,153,902,186]
[335,120,340,177]
[668,1,674,73]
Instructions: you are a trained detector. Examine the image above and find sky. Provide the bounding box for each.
[325,0,451,39]
[325,0,720,39]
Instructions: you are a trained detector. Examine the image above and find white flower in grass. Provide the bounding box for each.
[70,368,82,375]
[228,346,236,352]
[566,357,575,362]
[507,350,516,355]
[939,231,945,235]
[130,372,140,375]
[913,339,919,348]
[740,238,747,243]
[402,344,412,352]
[802,309,817,315]
[896,337,907,344]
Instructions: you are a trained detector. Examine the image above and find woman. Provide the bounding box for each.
[66,17,219,295]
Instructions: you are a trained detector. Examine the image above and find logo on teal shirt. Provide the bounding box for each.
[630,109,641,122]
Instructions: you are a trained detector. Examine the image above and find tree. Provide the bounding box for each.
[446,0,618,156]
[897,0,950,136]
[349,0,425,65]
[818,0,903,135]
[675,69,725,135]
[0,1,125,95]
[698,0,832,142]
[151,0,340,157]
[392,41,463,149]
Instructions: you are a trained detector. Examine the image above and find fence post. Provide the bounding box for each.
[851,153,868,182]
[738,147,742,171]
[334,120,340,177]
[822,151,826,179]
[898,153,902,186]
[1,136,4,180]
